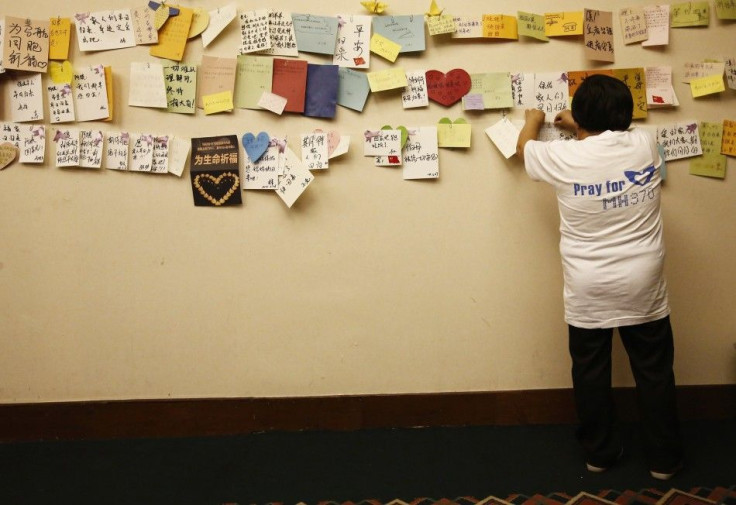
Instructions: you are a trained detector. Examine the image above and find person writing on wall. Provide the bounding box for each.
[515,74,683,481]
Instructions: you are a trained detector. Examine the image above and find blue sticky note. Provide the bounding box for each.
[292,14,339,55]
[337,68,371,112]
[371,15,426,53]
[305,64,339,118]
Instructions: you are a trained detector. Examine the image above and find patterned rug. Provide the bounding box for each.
[249,487,736,505]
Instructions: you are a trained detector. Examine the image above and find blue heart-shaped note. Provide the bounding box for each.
[242,132,270,162]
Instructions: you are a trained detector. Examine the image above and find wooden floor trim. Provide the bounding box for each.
[1,385,733,442]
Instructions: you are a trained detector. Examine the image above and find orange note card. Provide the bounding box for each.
[271,59,308,113]
[150,6,193,61]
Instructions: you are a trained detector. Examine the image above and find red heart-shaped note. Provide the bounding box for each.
[425,69,472,106]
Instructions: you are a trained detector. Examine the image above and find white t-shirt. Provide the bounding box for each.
[524,128,670,329]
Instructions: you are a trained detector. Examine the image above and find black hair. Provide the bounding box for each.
[571,74,633,133]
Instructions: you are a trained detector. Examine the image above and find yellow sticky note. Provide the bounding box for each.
[671,2,710,27]
[689,155,727,179]
[426,14,456,35]
[544,11,583,36]
[370,33,401,62]
[203,90,234,114]
[716,0,736,19]
[104,66,114,121]
[612,68,647,120]
[722,119,736,156]
[150,6,194,62]
[367,67,408,92]
[482,14,518,39]
[49,17,72,60]
[690,74,726,97]
[437,118,471,148]
[49,60,74,84]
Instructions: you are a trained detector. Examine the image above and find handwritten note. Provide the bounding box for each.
[79,130,104,168]
[613,68,647,120]
[642,5,669,46]
[671,2,710,27]
[534,72,569,121]
[197,55,237,109]
[619,7,648,44]
[48,82,75,123]
[49,17,71,60]
[150,6,193,61]
[722,120,736,156]
[20,125,45,163]
[202,3,237,47]
[256,92,286,114]
[370,33,401,62]
[402,70,429,109]
[452,16,483,38]
[511,72,536,109]
[372,15,426,52]
[54,128,81,167]
[584,9,614,62]
[683,62,725,83]
[167,136,190,177]
[426,14,455,36]
[716,0,736,19]
[277,146,314,208]
[726,57,736,90]
[203,91,234,114]
[132,6,158,45]
[337,68,370,111]
[468,73,513,110]
[690,74,726,98]
[402,126,439,180]
[74,10,135,52]
[271,58,308,113]
[260,10,298,57]
[129,62,168,108]
[482,15,518,39]
[239,9,271,54]
[151,136,170,174]
[235,55,273,109]
[130,134,155,172]
[364,129,401,156]
[243,142,281,190]
[517,11,548,41]
[333,15,372,68]
[301,132,329,170]
[105,131,129,170]
[437,118,471,148]
[656,123,703,161]
[699,122,724,155]
[164,64,197,114]
[645,66,679,107]
[9,73,44,122]
[485,117,520,159]
[292,14,339,55]
[690,122,726,178]
[3,17,50,72]
[544,12,583,37]
[367,67,408,92]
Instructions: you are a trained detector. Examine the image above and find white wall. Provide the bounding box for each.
[1,0,735,403]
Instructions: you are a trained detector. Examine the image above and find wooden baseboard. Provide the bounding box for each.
[1,385,733,442]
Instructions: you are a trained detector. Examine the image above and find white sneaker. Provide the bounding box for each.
[650,461,683,481]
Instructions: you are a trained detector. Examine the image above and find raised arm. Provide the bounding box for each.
[515,108,545,163]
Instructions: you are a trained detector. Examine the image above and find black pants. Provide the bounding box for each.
[568,315,682,472]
